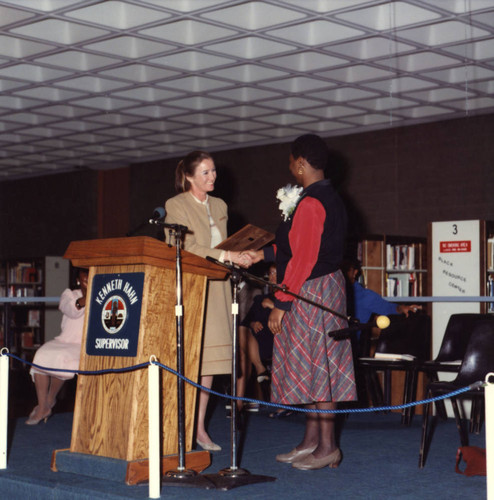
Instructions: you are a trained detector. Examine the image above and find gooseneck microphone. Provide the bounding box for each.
[148,206,165,224]
[126,206,166,236]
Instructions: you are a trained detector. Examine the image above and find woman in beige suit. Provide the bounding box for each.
[165,150,250,451]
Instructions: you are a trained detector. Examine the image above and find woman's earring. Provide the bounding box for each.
[298,169,303,175]
[76,280,81,286]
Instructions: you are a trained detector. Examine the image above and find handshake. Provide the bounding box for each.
[224,249,264,268]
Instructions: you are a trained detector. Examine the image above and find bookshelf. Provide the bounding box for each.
[356,234,428,414]
[0,257,69,367]
[357,235,427,299]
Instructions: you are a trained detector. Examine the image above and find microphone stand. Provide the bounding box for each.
[204,262,276,490]
[150,218,214,490]
[205,257,364,336]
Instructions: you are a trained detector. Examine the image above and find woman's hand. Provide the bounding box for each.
[226,251,253,268]
[261,297,274,309]
[250,321,263,333]
[268,307,285,335]
[244,249,264,264]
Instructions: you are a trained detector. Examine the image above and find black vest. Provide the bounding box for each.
[275,179,347,284]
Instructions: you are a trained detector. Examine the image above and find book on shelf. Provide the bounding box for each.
[488,237,494,271]
[386,244,416,270]
[21,331,34,348]
[28,310,40,327]
[386,272,418,297]
[9,262,40,283]
[488,275,494,313]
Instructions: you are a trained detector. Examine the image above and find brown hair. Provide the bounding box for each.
[174,150,213,193]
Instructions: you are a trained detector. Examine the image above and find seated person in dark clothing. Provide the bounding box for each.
[237,265,277,412]
[341,258,421,356]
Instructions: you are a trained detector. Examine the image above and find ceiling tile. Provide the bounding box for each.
[446,96,494,111]
[65,1,171,29]
[199,2,307,30]
[139,19,237,44]
[267,19,364,45]
[377,52,462,71]
[0,63,71,81]
[261,76,336,92]
[304,106,362,118]
[157,75,231,92]
[0,34,56,58]
[259,96,324,110]
[364,76,439,92]
[141,0,233,13]
[149,51,235,71]
[442,39,494,60]
[82,36,176,58]
[206,64,288,82]
[423,64,494,83]
[34,50,122,70]
[397,106,454,118]
[335,2,442,30]
[405,87,476,102]
[207,36,295,59]
[111,87,183,102]
[12,86,84,101]
[263,52,348,72]
[10,19,110,44]
[0,0,88,12]
[328,36,417,59]
[53,76,130,92]
[279,0,380,13]
[397,20,491,46]
[0,5,36,27]
[97,64,181,82]
[317,64,395,82]
[209,87,280,101]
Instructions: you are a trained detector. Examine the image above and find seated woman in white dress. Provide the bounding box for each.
[26,269,88,425]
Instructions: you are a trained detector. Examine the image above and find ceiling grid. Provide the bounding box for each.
[0,0,492,180]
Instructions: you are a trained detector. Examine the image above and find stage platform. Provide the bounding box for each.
[0,396,486,500]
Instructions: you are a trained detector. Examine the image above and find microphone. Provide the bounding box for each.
[328,315,390,338]
[126,206,165,236]
[148,206,165,224]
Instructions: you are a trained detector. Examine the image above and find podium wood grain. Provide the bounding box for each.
[64,237,227,462]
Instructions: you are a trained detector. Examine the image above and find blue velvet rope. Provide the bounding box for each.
[4,352,481,415]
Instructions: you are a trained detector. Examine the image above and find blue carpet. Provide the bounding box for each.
[0,400,486,499]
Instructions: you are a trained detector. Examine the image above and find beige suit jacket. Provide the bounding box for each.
[165,192,232,376]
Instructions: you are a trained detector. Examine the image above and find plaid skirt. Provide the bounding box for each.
[271,271,356,404]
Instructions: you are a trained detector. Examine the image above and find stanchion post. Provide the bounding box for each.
[0,349,9,470]
[148,357,160,499]
[485,373,494,500]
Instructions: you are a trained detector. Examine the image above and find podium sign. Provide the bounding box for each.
[86,272,144,357]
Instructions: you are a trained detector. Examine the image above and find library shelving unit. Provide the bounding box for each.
[357,234,428,299]
[356,234,428,414]
[0,258,45,367]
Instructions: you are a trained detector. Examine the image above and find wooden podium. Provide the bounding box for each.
[54,236,228,484]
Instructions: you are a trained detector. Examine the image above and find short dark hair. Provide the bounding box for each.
[290,134,329,171]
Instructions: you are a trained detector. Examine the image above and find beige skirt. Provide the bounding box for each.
[200,278,233,376]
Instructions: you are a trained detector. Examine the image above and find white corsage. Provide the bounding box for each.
[276,184,303,221]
